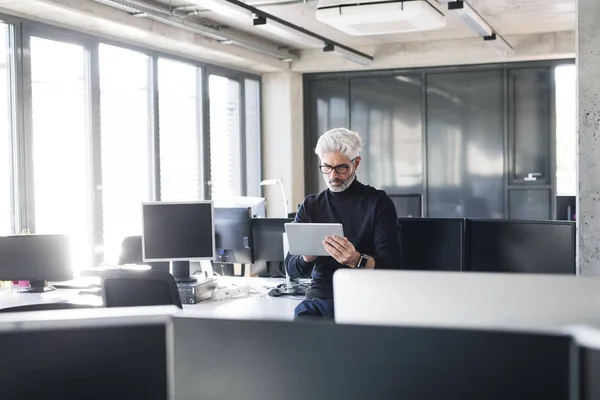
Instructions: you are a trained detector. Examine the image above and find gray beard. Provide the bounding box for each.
[325,173,356,193]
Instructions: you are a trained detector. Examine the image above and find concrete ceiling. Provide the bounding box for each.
[156,0,576,49]
[0,0,577,73]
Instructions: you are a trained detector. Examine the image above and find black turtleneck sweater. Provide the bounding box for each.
[285,178,401,300]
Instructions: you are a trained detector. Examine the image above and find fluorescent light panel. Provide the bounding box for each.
[258,21,324,48]
[448,0,492,37]
[323,44,373,66]
[484,34,515,57]
[195,0,252,21]
[198,0,323,48]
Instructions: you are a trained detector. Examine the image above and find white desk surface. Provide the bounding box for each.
[0,277,303,321]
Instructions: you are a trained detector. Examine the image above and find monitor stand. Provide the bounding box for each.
[18,280,55,293]
[171,261,196,284]
[171,261,216,305]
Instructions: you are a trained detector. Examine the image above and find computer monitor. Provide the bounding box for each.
[252,218,293,262]
[0,306,173,399]
[142,201,215,283]
[231,196,267,218]
[334,269,600,332]
[252,218,293,277]
[571,326,600,400]
[398,218,465,271]
[0,234,72,293]
[172,315,574,400]
[467,219,576,274]
[390,194,422,217]
[556,195,576,221]
[213,207,254,265]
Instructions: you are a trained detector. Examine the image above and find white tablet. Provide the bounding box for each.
[284,223,344,257]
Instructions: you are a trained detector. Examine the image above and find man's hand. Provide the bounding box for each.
[302,255,317,263]
[323,236,361,267]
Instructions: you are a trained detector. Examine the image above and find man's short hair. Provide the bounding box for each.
[314,128,364,160]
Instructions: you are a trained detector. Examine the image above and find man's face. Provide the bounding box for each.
[319,152,360,193]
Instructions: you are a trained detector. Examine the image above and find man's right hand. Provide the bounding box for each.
[302,255,317,263]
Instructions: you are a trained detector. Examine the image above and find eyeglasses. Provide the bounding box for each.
[319,158,357,174]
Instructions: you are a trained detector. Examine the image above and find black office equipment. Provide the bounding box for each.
[398,218,465,271]
[467,219,576,274]
[0,234,72,292]
[556,195,576,221]
[172,317,574,400]
[214,207,254,265]
[390,194,422,217]
[119,235,169,272]
[142,201,215,283]
[577,329,600,400]
[101,269,183,309]
[0,308,170,400]
[252,218,293,277]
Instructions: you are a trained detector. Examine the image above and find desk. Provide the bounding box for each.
[0,277,303,320]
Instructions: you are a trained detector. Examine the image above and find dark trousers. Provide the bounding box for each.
[294,298,334,319]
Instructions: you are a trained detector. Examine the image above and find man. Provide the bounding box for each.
[285,127,401,318]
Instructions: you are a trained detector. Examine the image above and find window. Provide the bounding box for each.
[30,37,93,268]
[209,75,242,201]
[0,24,14,235]
[244,79,261,197]
[158,58,203,201]
[99,44,151,264]
[555,64,577,196]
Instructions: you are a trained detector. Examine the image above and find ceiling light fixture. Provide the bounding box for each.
[323,43,373,66]
[447,0,515,57]
[195,0,374,64]
[91,0,297,61]
[484,34,515,57]
[447,0,492,37]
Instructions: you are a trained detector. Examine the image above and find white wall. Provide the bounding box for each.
[261,72,305,217]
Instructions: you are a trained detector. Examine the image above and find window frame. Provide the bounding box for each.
[5,15,261,266]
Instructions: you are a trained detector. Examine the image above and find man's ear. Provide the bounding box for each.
[354,156,362,170]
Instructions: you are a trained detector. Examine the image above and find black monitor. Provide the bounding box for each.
[252,218,293,262]
[556,195,576,221]
[172,317,574,400]
[214,207,254,264]
[142,201,215,283]
[467,219,576,274]
[0,234,72,293]
[398,218,465,271]
[390,194,422,217]
[0,308,169,399]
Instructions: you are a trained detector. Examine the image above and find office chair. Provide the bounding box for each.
[101,269,183,309]
[119,236,169,272]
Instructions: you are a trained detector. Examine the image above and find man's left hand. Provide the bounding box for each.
[323,236,360,267]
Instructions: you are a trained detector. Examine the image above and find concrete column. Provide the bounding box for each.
[577,0,600,275]
[261,72,305,217]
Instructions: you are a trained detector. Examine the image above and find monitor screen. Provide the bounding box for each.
[467,220,576,274]
[214,207,253,264]
[0,234,72,282]
[142,202,215,261]
[252,218,293,263]
[398,218,465,271]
